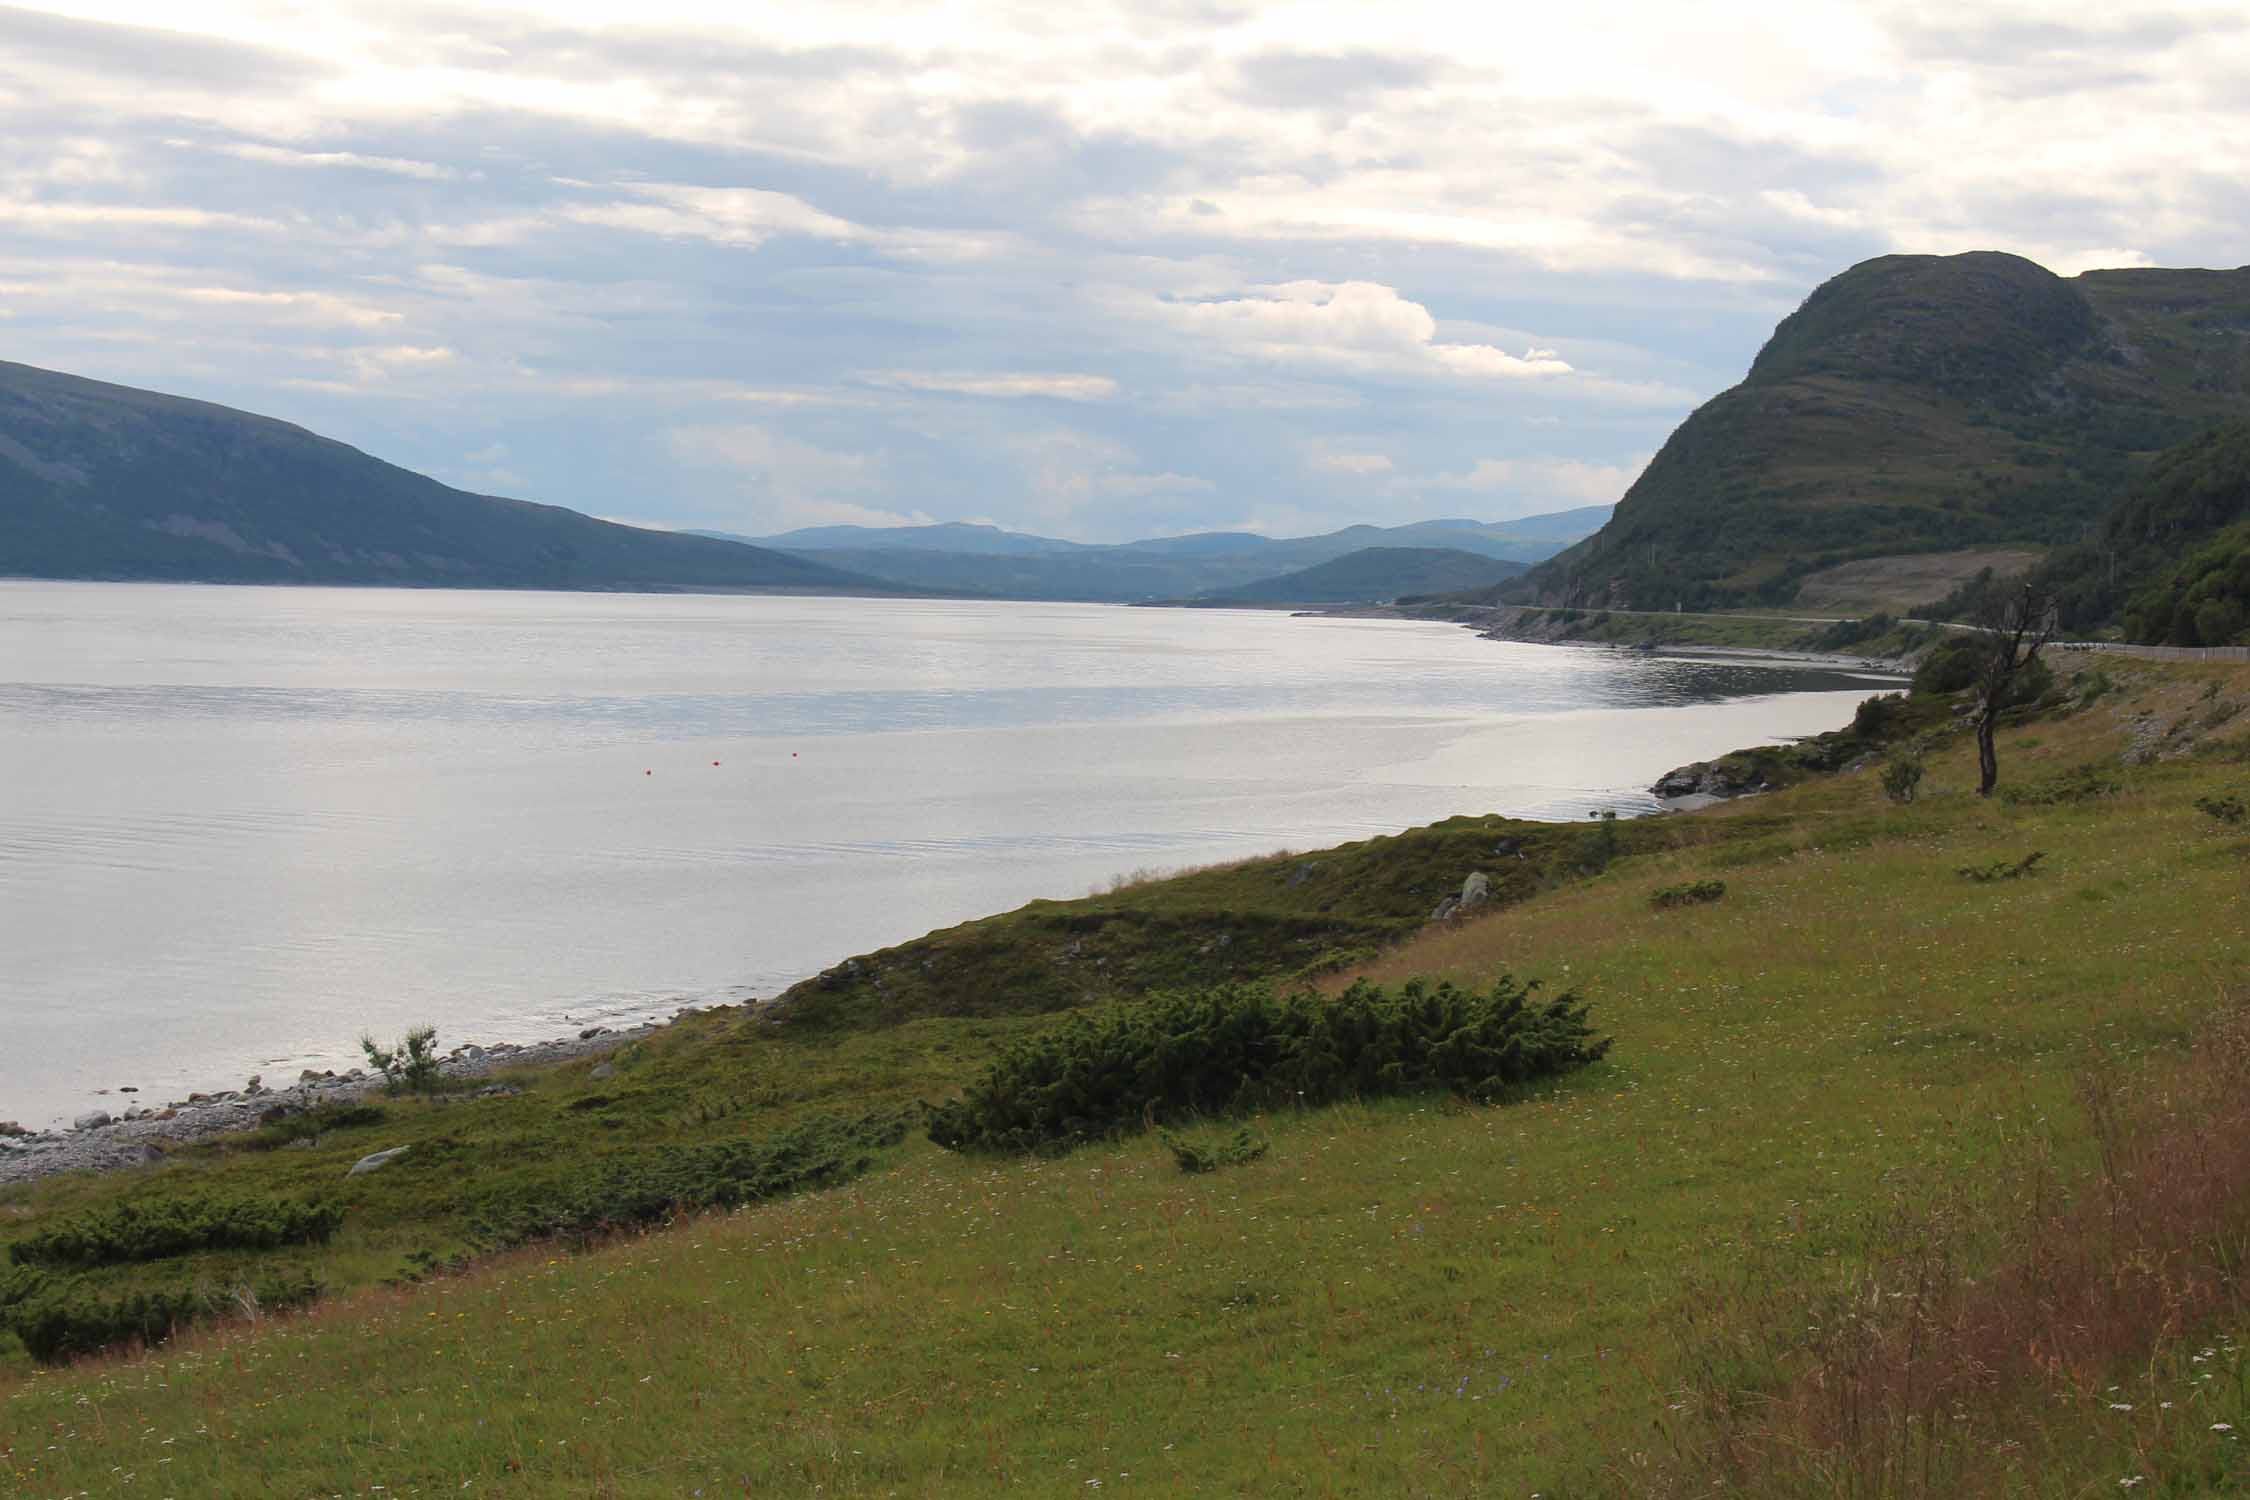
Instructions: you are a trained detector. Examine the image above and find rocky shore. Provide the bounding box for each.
[0,1016,695,1187]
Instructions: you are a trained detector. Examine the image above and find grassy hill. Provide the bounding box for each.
[1192,545,1526,604]
[7,654,2250,1495]
[0,361,892,593]
[1517,253,2250,610]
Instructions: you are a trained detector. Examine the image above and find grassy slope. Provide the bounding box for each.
[1516,254,2250,611]
[5,659,2250,1496]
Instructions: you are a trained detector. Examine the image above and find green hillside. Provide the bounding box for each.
[1194,545,1526,604]
[2004,417,2250,643]
[1517,253,2250,610]
[0,360,891,593]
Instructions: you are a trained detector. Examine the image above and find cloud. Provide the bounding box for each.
[669,422,884,499]
[860,371,1119,401]
[1308,449,1392,476]
[1426,455,1650,511]
[1171,281,1574,382]
[1,0,2246,544]
[211,143,461,180]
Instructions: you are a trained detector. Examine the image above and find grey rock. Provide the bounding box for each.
[1429,896,1460,922]
[589,1061,616,1081]
[578,1026,606,1040]
[73,1110,112,1131]
[1457,870,1492,911]
[0,1120,30,1137]
[347,1146,411,1177]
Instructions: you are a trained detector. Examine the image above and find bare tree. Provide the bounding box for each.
[1972,581,2059,797]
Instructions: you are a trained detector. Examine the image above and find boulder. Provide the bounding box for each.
[73,1110,112,1131]
[589,1061,616,1081]
[1457,871,1492,912]
[346,1146,411,1178]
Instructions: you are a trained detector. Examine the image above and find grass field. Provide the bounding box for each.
[4,655,2248,1497]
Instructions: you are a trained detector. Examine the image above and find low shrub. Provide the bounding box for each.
[2195,792,2248,825]
[1,1269,322,1364]
[361,1024,441,1094]
[1650,880,1726,910]
[468,1110,911,1248]
[1996,763,2124,806]
[1162,1127,1269,1174]
[1880,751,1925,804]
[1809,613,1896,653]
[926,975,1610,1154]
[1957,851,2046,883]
[8,1194,346,1269]
[240,1101,388,1151]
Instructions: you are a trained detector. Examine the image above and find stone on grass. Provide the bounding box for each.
[347,1145,411,1177]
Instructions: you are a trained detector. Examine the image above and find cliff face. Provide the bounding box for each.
[1516,253,2250,609]
[0,360,884,592]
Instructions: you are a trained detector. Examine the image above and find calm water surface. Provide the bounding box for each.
[0,582,1895,1126]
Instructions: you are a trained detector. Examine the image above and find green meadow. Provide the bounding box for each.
[5,654,2250,1497]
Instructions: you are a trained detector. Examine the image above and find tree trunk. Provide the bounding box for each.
[1976,706,1999,796]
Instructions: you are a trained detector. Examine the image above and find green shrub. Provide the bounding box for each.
[1580,808,1622,874]
[1851,691,1911,738]
[926,975,1610,1154]
[8,1195,346,1269]
[361,1024,441,1094]
[1957,851,2046,883]
[1997,764,2124,806]
[2195,793,2248,826]
[1649,880,1726,910]
[1162,1127,1269,1174]
[468,1110,910,1248]
[1810,613,1896,652]
[1880,751,1926,804]
[1,1270,322,1364]
[240,1102,388,1151]
[1913,636,1987,695]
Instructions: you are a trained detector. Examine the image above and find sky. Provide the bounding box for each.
[3,2,2247,543]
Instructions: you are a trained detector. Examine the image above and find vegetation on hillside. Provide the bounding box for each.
[1514,254,2250,610]
[925,975,1606,1152]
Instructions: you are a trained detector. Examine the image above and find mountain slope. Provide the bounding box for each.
[1516,253,2250,609]
[736,509,1610,601]
[1195,546,1526,604]
[0,361,890,593]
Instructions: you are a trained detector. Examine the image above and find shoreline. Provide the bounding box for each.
[1309,601,1918,675]
[0,1011,713,1186]
[2,618,1895,1187]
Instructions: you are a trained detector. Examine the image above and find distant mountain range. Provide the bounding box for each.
[0,361,894,593]
[1192,547,1526,605]
[691,508,1610,602]
[1514,252,2250,611]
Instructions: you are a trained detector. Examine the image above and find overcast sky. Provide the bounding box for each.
[3,2,2245,541]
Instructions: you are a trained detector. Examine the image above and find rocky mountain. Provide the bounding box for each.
[0,361,891,594]
[1515,252,2250,610]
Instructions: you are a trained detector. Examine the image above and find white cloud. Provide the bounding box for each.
[861,371,1120,401]
[181,285,401,326]
[1171,281,1574,383]
[669,422,883,499]
[1427,455,1650,509]
[212,143,460,180]
[1309,449,1393,476]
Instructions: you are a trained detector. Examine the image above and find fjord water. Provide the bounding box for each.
[1,582,1891,1127]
